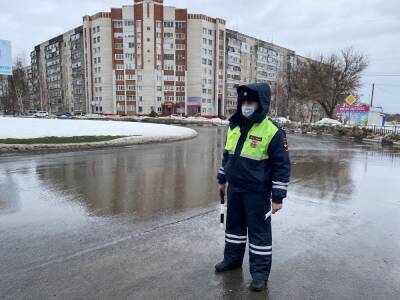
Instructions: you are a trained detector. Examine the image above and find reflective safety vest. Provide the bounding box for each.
[225,117,278,161]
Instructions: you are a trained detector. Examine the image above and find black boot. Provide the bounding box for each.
[214,260,242,273]
[249,279,267,292]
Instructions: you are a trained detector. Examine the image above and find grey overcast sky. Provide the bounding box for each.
[1,0,399,113]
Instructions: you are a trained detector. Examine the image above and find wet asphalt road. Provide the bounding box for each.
[1,127,400,300]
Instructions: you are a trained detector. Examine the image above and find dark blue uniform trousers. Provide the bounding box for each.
[224,185,272,281]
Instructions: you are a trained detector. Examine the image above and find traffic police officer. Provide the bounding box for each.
[215,83,291,292]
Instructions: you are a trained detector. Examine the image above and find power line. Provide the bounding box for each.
[371,83,400,87]
[364,74,400,77]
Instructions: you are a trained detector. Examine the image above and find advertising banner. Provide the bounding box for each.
[0,40,12,76]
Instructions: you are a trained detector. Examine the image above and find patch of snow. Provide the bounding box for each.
[314,118,342,126]
[0,117,196,139]
[210,118,229,125]
[273,117,291,124]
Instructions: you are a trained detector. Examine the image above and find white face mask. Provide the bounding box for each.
[241,105,256,119]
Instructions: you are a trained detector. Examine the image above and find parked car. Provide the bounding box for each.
[34,111,49,118]
[73,111,86,117]
[57,112,72,118]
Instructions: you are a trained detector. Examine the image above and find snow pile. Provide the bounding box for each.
[0,117,196,139]
[186,116,208,121]
[273,117,291,124]
[314,118,342,126]
[211,118,229,125]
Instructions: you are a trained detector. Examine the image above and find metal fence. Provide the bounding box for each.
[365,125,400,135]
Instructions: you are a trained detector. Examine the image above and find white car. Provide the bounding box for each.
[34,111,49,118]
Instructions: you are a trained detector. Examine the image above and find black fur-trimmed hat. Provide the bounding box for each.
[237,86,259,105]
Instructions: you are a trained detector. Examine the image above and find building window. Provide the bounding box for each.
[164,75,175,81]
[164,21,174,28]
[176,33,185,40]
[164,43,174,50]
[115,54,124,60]
[176,55,184,62]
[164,32,173,39]
[125,74,136,80]
[114,32,123,39]
[176,44,185,50]
[175,21,186,29]
[97,36,100,43]
[164,54,174,60]
[124,20,134,26]
[113,21,123,28]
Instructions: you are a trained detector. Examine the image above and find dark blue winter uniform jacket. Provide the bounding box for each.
[217,83,291,203]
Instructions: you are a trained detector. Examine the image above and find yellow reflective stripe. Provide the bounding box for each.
[240,153,269,161]
[240,118,278,160]
[224,126,241,152]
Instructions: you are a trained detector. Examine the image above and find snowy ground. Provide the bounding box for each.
[0,117,196,139]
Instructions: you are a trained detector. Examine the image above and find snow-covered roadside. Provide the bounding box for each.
[0,117,197,153]
[0,117,196,139]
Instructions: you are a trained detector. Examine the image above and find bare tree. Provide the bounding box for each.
[0,55,30,115]
[290,48,368,119]
[272,72,289,117]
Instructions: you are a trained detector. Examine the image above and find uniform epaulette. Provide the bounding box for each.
[268,117,283,130]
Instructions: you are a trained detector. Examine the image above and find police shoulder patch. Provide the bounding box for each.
[283,137,289,151]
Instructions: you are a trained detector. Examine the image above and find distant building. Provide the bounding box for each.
[225,30,295,117]
[30,0,299,117]
[31,27,86,114]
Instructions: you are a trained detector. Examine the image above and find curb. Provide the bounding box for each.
[392,142,400,148]
[362,137,383,144]
[0,130,198,154]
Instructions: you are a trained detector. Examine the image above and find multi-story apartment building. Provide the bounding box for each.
[225,29,295,117]
[31,27,86,114]
[187,14,226,116]
[80,2,225,116]
[30,0,298,117]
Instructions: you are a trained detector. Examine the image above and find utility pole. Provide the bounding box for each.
[370,83,375,107]
[286,54,292,120]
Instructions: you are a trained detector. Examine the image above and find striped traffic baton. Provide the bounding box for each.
[219,190,225,228]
